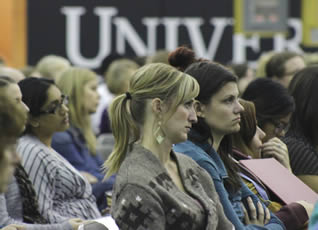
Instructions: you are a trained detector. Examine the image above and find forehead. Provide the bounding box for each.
[214,82,239,98]
[284,56,306,73]
[3,83,21,99]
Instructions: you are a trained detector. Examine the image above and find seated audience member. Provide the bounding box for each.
[99,58,139,134]
[52,67,115,211]
[255,51,276,78]
[231,99,313,230]
[0,67,25,83]
[105,63,233,229]
[91,53,123,135]
[228,63,255,95]
[35,55,71,82]
[145,49,170,65]
[242,78,295,171]
[265,51,306,88]
[0,76,83,230]
[171,47,285,230]
[17,78,101,223]
[0,76,28,193]
[283,66,318,192]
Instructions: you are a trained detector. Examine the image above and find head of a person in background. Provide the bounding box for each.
[97,53,124,77]
[265,51,306,88]
[18,77,70,139]
[105,58,139,96]
[35,55,71,82]
[255,51,276,78]
[146,49,170,65]
[169,46,244,192]
[288,66,318,147]
[231,99,266,159]
[105,63,199,177]
[228,63,255,95]
[0,76,29,192]
[0,66,25,82]
[57,67,99,154]
[242,78,295,142]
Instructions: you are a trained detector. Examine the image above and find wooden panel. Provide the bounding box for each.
[0,0,27,68]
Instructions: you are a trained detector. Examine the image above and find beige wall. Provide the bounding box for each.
[0,0,27,68]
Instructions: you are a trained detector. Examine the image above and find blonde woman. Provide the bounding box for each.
[106,63,233,229]
[52,67,115,211]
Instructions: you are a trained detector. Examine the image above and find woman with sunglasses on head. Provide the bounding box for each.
[105,63,233,230]
[231,99,313,230]
[16,77,101,224]
[172,47,285,230]
[51,67,115,212]
[241,78,295,171]
[0,76,83,230]
[283,66,318,193]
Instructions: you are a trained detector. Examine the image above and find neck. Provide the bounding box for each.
[140,132,172,165]
[31,129,53,147]
[211,132,224,152]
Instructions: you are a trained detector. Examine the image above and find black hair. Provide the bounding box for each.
[169,46,241,193]
[18,77,55,134]
[242,78,295,129]
[288,66,318,145]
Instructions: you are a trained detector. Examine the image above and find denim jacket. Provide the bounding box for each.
[174,137,285,230]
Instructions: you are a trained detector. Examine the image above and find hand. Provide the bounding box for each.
[261,137,292,172]
[295,200,314,218]
[0,224,25,230]
[242,197,270,226]
[68,218,85,230]
[80,171,98,184]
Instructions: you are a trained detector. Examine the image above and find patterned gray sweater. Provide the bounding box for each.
[111,144,233,230]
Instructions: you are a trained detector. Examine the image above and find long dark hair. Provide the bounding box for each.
[242,78,295,129]
[288,66,318,146]
[169,47,242,192]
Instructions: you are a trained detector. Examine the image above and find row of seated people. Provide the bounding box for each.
[1,46,318,229]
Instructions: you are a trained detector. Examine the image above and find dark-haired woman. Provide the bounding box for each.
[231,99,312,230]
[242,78,295,171]
[172,47,285,230]
[283,66,318,192]
[17,78,101,223]
[0,76,82,230]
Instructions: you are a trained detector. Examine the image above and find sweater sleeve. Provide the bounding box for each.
[0,194,73,230]
[111,184,165,230]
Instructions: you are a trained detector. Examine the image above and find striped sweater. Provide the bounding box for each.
[0,176,72,230]
[17,135,101,223]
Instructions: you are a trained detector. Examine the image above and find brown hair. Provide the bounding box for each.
[231,99,258,158]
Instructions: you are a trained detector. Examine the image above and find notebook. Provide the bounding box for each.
[239,158,318,204]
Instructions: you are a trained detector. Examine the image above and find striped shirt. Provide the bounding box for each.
[17,135,101,223]
[283,132,318,175]
[0,176,72,230]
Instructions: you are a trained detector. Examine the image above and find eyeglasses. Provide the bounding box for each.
[39,95,69,115]
[270,119,290,135]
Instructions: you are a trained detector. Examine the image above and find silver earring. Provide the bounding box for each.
[154,121,165,144]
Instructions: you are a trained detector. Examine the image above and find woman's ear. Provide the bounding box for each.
[151,98,164,115]
[194,101,205,118]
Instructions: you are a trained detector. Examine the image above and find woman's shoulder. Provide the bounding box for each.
[52,130,73,144]
[284,133,316,155]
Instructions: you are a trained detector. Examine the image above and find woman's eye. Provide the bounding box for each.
[184,101,193,108]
